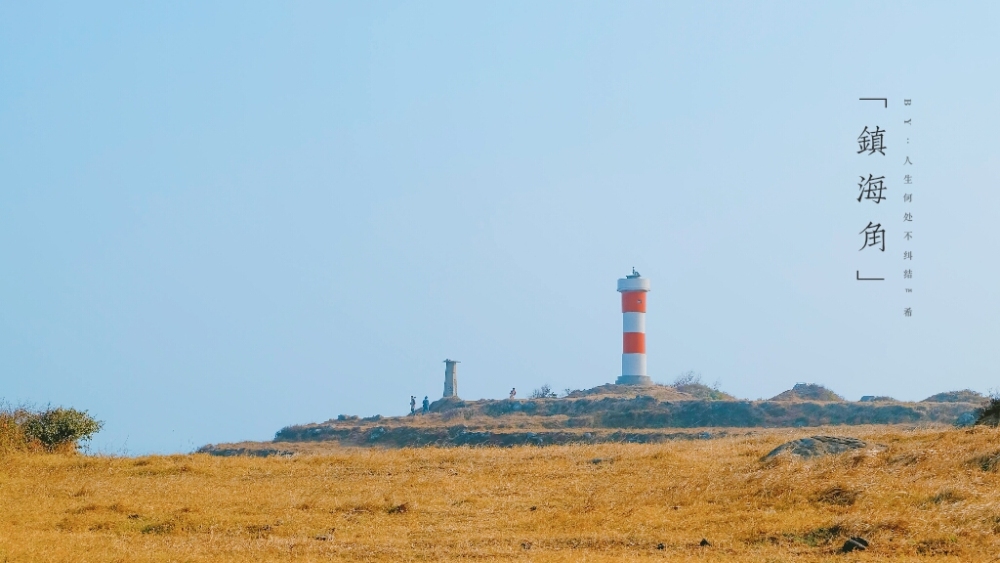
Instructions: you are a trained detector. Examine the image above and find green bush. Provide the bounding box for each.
[21,407,103,451]
[975,393,1000,427]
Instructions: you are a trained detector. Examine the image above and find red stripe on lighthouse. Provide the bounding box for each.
[623,332,646,354]
[621,291,646,313]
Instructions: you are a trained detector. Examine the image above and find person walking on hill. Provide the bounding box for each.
[509,388,516,400]
[422,396,429,414]
[410,396,416,415]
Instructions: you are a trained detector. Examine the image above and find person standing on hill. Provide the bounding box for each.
[422,396,429,414]
[509,388,516,399]
[410,396,416,415]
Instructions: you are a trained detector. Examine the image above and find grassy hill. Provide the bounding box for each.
[769,383,845,402]
[921,389,985,403]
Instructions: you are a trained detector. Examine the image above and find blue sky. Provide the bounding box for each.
[2,2,998,454]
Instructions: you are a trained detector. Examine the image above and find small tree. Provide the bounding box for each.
[672,371,702,387]
[530,384,553,399]
[22,407,103,452]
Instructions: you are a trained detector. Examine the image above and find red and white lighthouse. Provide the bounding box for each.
[616,268,651,385]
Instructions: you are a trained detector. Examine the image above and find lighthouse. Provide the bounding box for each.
[616,268,651,385]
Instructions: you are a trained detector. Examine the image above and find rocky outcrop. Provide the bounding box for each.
[762,436,874,460]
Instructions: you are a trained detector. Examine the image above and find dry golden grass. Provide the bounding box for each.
[0,408,42,455]
[3,425,1000,561]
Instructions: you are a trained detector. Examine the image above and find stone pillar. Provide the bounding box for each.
[443,359,459,398]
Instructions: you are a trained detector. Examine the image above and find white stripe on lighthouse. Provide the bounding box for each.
[623,312,645,333]
[622,353,647,376]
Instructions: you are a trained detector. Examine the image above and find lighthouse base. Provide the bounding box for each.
[615,375,652,385]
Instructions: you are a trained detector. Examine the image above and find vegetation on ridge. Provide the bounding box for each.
[769,383,845,402]
[923,389,985,403]
[669,371,736,401]
[0,404,103,454]
[975,392,1000,427]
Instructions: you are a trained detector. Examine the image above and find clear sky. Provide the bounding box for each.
[2,2,998,454]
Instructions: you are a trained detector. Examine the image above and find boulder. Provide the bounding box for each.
[762,435,869,460]
[841,537,869,552]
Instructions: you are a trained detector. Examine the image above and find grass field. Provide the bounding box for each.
[3,425,1000,562]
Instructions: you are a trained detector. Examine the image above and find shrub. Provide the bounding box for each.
[1,404,102,454]
[672,371,702,387]
[530,385,553,399]
[975,392,1000,427]
[0,407,35,454]
[21,407,103,452]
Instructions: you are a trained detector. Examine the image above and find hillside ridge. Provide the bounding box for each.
[199,383,986,454]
